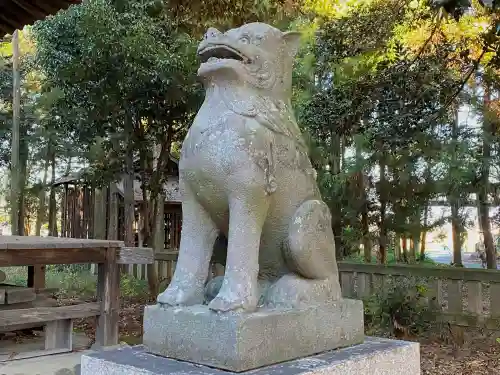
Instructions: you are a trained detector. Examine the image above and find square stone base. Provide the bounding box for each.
[81,337,420,375]
[143,299,364,372]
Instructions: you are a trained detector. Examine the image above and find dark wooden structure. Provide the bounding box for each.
[0,0,80,36]
[54,176,96,239]
[54,156,183,250]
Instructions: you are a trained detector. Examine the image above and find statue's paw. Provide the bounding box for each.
[208,287,258,312]
[157,284,205,307]
[204,276,224,304]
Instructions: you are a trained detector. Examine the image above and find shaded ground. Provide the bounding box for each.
[420,335,500,374]
[67,296,500,375]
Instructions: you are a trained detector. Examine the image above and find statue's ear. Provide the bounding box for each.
[282,31,302,58]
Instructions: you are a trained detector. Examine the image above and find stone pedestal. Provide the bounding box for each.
[81,337,421,375]
[143,299,364,372]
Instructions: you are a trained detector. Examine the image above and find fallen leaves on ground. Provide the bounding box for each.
[6,295,500,374]
[65,295,153,345]
[420,339,500,374]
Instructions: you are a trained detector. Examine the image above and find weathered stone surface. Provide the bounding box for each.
[143,300,364,372]
[81,337,420,375]
[157,22,342,313]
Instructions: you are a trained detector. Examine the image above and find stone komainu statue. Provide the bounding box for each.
[158,23,341,312]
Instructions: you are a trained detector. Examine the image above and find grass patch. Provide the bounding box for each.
[346,250,441,266]
[2,266,149,298]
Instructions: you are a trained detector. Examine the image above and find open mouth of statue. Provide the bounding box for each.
[198,45,249,64]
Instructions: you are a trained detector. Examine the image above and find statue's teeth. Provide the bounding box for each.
[208,57,218,62]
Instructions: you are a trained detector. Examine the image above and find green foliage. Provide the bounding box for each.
[120,273,149,297]
[2,266,148,298]
[163,0,301,37]
[54,270,97,297]
[363,276,436,336]
[294,0,500,263]
[0,0,498,269]
[347,249,439,265]
[32,0,203,188]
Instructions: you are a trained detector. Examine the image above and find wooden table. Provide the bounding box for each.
[0,236,153,361]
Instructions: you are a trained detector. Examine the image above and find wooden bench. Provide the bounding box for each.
[0,236,153,361]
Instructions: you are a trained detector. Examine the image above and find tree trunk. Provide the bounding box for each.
[151,194,164,293]
[409,208,422,263]
[419,159,432,261]
[330,131,343,258]
[395,234,402,262]
[144,134,173,296]
[478,84,496,269]
[29,147,46,286]
[420,205,429,260]
[401,233,408,263]
[138,145,152,291]
[121,115,136,276]
[361,208,371,262]
[409,234,418,262]
[123,161,135,247]
[451,201,463,266]
[448,102,463,266]
[135,119,174,296]
[35,147,50,236]
[355,135,371,263]
[48,148,58,237]
[18,123,28,235]
[340,135,346,171]
[378,155,387,264]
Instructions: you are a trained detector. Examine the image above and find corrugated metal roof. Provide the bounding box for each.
[114,176,181,203]
[0,0,81,36]
[53,173,82,186]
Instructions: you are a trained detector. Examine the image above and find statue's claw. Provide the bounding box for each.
[208,294,251,312]
[208,283,258,312]
[157,284,205,307]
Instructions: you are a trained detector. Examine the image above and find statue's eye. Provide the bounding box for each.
[239,35,251,44]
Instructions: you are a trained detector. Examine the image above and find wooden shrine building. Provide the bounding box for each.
[53,155,182,251]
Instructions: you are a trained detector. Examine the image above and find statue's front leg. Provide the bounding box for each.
[157,189,218,306]
[208,193,269,312]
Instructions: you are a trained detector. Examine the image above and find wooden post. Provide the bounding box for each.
[95,247,120,347]
[107,184,119,240]
[45,319,73,351]
[166,259,173,282]
[61,184,68,237]
[27,265,45,291]
[10,29,21,236]
[92,187,107,274]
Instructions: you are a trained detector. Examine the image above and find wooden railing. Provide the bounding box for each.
[0,236,153,361]
[131,250,179,282]
[153,253,500,329]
